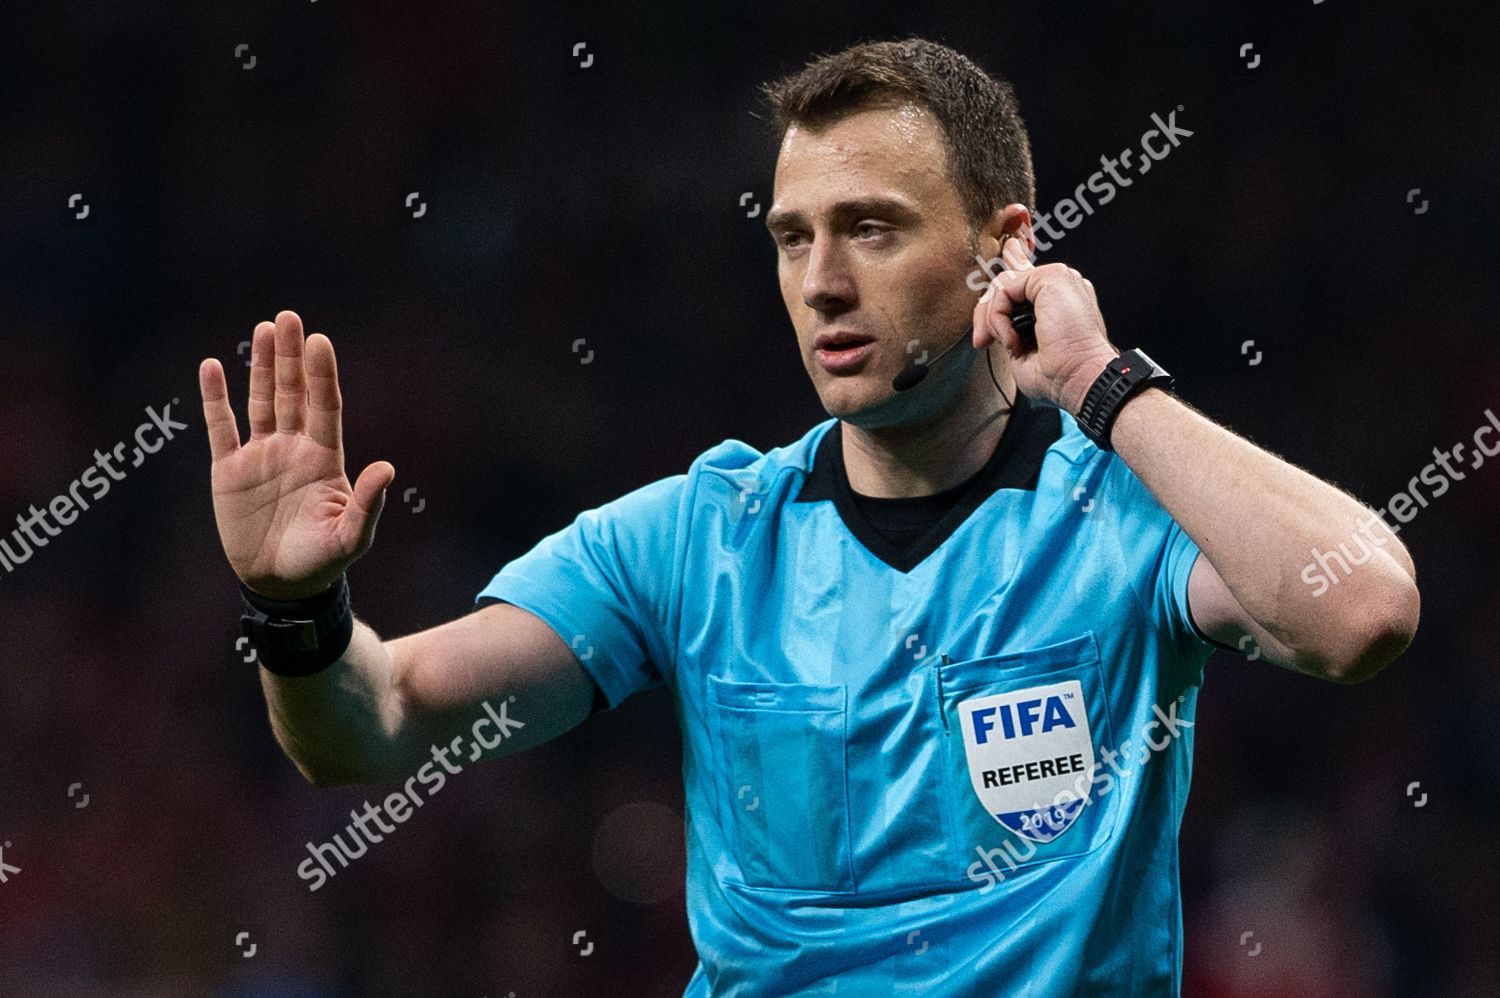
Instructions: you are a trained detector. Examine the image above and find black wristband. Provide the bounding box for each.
[239,574,354,677]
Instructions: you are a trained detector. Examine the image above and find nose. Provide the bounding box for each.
[801,238,856,315]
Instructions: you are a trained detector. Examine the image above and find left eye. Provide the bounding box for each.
[854,223,886,239]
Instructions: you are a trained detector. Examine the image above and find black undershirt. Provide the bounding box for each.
[848,465,986,555]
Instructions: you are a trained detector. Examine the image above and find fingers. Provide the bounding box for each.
[973,284,1002,349]
[247,321,277,437]
[247,312,333,443]
[973,233,1038,351]
[972,292,993,349]
[1001,235,1034,272]
[994,267,1033,308]
[198,358,241,461]
[273,310,308,434]
[976,268,1030,359]
[995,261,1093,317]
[305,333,342,452]
[994,312,1023,358]
[975,295,1024,358]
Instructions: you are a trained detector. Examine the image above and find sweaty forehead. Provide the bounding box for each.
[774,103,953,204]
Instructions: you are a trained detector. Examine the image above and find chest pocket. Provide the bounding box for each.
[707,676,855,893]
[936,631,1122,884]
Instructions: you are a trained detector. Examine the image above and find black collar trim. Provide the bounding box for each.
[793,392,1061,573]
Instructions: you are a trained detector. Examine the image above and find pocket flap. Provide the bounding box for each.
[939,631,1099,694]
[708,675,845,712]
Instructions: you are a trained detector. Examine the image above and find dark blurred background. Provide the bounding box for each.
[1,1,1497,995]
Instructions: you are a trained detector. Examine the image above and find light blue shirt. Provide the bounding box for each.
[477,393,1218,996]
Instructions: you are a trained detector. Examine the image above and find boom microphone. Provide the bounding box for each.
[891,302,1035,392]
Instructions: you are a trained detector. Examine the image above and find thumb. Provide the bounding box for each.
[347,460,396,554]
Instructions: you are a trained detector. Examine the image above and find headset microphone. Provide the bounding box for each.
[891,301,1035,392]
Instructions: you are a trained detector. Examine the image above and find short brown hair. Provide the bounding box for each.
[759,37,1036,237]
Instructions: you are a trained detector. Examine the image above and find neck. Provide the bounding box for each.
[842,363,1015,498]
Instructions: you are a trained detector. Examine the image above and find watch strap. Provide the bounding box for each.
[239,574,354,677]
[1074,348,1174,451]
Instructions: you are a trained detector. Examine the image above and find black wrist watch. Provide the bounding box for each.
[1074,348,1174,451]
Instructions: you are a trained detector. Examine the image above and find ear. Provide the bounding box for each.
[974,203,1034,268]
[998,203,1034,258]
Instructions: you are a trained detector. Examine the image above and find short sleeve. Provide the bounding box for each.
[1100,454,1217,659]
[474,474,687,711]
[1157,518,1217,651]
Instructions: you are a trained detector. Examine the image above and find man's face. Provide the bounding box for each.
[767,102,980,425]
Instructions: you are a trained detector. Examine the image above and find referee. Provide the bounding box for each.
[198,38,1419,997]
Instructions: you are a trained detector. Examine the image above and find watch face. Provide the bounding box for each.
[1120,349,1167,380]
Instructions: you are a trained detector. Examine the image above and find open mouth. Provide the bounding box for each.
[814,333,875,352]
[813,334,878,374]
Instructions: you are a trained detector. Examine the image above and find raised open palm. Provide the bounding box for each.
[199,310,395,600]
